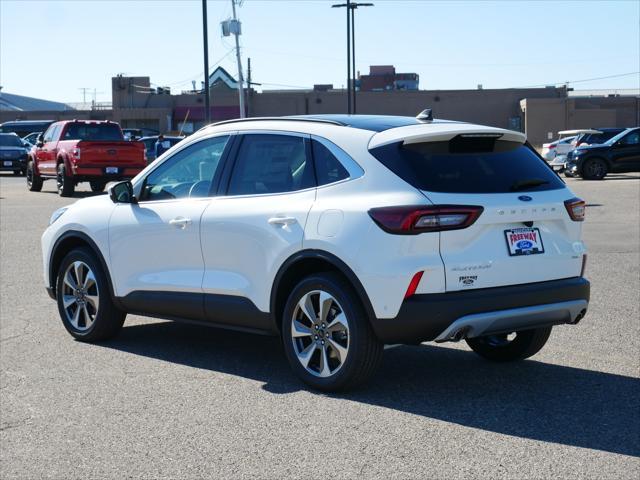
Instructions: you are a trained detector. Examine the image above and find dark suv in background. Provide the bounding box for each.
[574,128,625,147]
[566,127,640,179]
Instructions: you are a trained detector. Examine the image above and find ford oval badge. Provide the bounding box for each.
[518,195,532,202]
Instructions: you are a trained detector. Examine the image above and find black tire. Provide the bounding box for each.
[57,162,75,197]
[465,326,552,362]
[90,180,107,192]
[26,160,43,192]
[13,170,21,176]
[281,272,383,392]
[563,170,575,178]
[56,247,126,342]
[581,158,608,180]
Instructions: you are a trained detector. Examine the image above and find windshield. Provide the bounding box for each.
[62,123,123,141]
[0,134,24,147]
[604,129,635,146]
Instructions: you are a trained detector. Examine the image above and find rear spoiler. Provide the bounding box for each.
[368,123,526,149]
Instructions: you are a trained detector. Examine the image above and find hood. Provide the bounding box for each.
[0,146,27,152]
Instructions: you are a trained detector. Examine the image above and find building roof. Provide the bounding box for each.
[208,67,238,89]
[0,92,74,112]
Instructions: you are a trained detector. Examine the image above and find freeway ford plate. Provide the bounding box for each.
[105,167,119,174]
[3,161,12,166]
[504,227,545,256]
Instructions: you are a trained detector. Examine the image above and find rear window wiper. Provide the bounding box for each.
[509,178,549,191]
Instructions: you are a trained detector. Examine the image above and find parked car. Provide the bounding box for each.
[574,127,625,147]
[541,135,576,162]
[565,127,640,180]
[138,135,185,163]
[0,120,54,138]
[0,132,29,175]
[42,115,590,391]
[22,132,42,148]
[122,128,159,141]
[27,120,146,196]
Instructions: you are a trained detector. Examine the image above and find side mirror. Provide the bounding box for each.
[108,180,137,204]
[36,134,44,148]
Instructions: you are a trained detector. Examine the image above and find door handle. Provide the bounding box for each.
[268,216,297,227]
[169,217,192,229]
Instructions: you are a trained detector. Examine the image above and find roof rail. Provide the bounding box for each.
[205,116,346,129]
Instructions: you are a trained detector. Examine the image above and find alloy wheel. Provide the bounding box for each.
[290,290,350,378]
[61,261,99,331]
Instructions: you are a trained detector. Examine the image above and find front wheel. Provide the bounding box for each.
[581,158,608,180]
[57,163,75,197]
[56,247,126,342]
[281,273,383,392]
[465,326,552,362]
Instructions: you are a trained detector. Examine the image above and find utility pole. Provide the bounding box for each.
[230,0,246,118]
[332,2,351,114]
[202,0,211,124]
[79,87,90,103]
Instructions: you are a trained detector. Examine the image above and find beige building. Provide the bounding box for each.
[2,74,638,148]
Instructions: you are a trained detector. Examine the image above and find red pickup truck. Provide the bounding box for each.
[27,120,146,197]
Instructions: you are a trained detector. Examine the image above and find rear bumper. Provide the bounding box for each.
[0,158,26,171]
[370,277,590,344]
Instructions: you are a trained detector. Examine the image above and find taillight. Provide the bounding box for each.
[72,148,81,160]
[404,271,424,299]
[548,144,556,149]
[564,197,586,222]
[368,205,483,234]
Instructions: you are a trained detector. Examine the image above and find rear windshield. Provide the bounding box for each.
[370,139,565,194]
[0,134,24,147]
[578,131,621,145]
[62,123,123,142]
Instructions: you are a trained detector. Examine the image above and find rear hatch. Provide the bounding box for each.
[369,126,586,292]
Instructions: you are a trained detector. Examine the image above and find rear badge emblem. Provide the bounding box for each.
[459,275,477,286]
[518,195,532,202]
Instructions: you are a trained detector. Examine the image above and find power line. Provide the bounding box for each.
[516,71,639,89]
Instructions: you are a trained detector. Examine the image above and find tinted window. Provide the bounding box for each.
[142,135,229,201]
[62,123,123,141]
[42,125,57,143]
[0,134,23,147]
[312,139,349,185]
[228,134,314,195]
[370,139,565,194]
[619,130,639,145]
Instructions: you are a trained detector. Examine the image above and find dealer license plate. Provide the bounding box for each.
[3,161,12,166]
[105,167,119,174]
[504,227,545,256]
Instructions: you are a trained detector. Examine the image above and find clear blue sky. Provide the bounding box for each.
[1,0,638,103]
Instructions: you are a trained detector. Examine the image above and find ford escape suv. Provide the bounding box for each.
[42,115,590,391]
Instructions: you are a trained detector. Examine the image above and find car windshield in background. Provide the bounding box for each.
[370,139,565,194]
[0,134,24,147]
[62,123,123,141]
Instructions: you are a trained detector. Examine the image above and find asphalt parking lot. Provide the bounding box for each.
[1,173,638,479]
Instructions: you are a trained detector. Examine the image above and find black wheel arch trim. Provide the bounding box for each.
[49,230,120,308]
[270,249,376,328]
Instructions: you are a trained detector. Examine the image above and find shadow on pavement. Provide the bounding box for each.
[102,320,639,457]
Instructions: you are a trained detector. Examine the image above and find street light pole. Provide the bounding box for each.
[332,2,373,115]
[202,0,211,125]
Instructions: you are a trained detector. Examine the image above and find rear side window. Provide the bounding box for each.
[370,139,565,194]
[228,134,314,195]
[62,123,123,141]
[312,140,349,186]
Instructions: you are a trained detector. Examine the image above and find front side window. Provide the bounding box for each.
[141,135,230,201]
[227,134,314,195]
[42,124,58,143]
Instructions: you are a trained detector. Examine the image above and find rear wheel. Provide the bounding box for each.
[56,247,126,342]
[57,163,75,197]
[581,158,608,180]
[90,180,107,192]
[465,326,552,362]
[26,161,43,192]
[281,273,383,391]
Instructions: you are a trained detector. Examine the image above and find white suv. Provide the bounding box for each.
[42,115,590,391]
